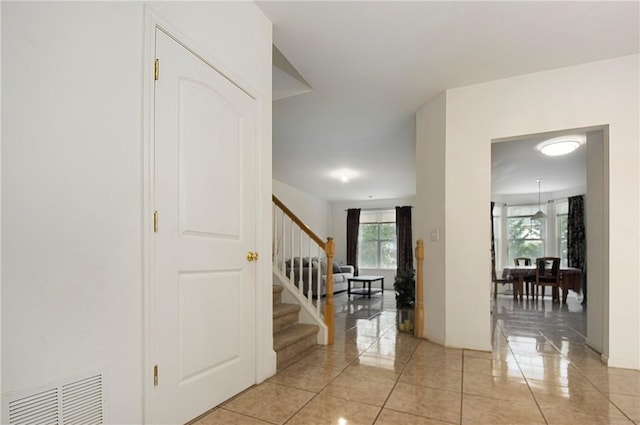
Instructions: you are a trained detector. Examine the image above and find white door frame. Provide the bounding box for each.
[490,125,610,360]
[141,6,274,423]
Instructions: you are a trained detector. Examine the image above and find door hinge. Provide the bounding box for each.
[154,59,159,81]
[153,365,158,387]
[153,210,159,233]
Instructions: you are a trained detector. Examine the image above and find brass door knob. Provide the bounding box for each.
[246,252,259,262]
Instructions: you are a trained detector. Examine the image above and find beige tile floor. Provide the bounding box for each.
[194,291,639,425]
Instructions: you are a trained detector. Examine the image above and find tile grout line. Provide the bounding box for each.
[537,326,637,423]
[214,293,638,424]
[278,348,367,424]
[499,320,550,425]
[280,315,398,424]
[217,407,280,425]
[459,351,465,425]
[498,296,636,424]
[370,336,422,424]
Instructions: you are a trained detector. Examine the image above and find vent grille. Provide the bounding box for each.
[4,373,105,425]
[62,375,103,425]
[8,388,59,425]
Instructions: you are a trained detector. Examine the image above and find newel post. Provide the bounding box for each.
[324,237,335,345]
[414,239,425,338]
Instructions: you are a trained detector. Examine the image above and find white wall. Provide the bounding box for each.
[273,179,331,238]
[2,4,145,422]
[1,2,272,423]
[416,55,639,368]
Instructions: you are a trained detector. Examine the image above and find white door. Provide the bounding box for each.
[149,29,257,424]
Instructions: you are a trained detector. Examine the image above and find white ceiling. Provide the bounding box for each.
[256,1,639,202]
[491,131,588,198]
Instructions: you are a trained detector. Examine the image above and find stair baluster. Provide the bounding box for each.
[272,195,333,350]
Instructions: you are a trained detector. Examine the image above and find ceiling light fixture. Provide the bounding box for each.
[329,168,358,183]
[538,135,585,156]
[532,179,546,220]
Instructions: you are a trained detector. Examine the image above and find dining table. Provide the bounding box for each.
[502,265,582,304]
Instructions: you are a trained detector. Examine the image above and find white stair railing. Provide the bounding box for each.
[272,195,335,344]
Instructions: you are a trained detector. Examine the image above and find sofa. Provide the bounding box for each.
[285,257,354,297]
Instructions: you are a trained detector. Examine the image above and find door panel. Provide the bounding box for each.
[150,29,257,424]
[180,79,241,238]
[178,271,241,382]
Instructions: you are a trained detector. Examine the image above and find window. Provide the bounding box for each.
[556,200,569,267]
[358,210,397,269]
[506,205,546,265]
[498,199,572,269]
[492,204,502,267]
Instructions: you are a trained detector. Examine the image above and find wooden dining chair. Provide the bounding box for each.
[534,257,561,301]
[513,257,534,297]
[492,266,515,300]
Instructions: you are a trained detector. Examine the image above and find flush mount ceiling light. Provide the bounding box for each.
[538,135,585,156]
[329,168,358,183]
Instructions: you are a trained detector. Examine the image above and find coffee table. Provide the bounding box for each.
[347,275,384,298]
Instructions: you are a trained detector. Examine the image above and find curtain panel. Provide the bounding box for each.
[396,206,413,273]
[490,202,496,271]
[568,195,587,301]
[346,208,361,276]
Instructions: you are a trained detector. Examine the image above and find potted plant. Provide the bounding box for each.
[394,267,415,332]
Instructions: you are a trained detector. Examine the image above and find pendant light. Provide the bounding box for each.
[532,179,546,220]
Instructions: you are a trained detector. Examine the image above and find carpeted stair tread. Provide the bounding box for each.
[273,323,319,352]
[273,302,301,319]
[271,284,319,366]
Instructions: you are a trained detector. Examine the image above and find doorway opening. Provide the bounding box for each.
[490,125,609,359]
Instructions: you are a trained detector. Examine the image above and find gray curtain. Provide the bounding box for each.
[395,206,413,273]
[346,208,360,276]
[568,195,587,302]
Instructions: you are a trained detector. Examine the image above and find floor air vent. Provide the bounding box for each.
[3,372,105,425]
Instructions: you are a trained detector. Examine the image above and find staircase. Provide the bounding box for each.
[272,284,319,369]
